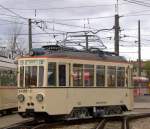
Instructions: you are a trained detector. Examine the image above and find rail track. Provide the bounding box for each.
[2,112,150,129]
[94,112,150,129]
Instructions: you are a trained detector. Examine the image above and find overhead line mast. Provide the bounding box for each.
[114,0,120,56]
[28,19,32,52]
[138,20,141,77]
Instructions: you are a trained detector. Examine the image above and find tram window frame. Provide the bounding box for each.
[84,64,94,87]
[96,65,105,87]
[107,66,116,87]
[72,64,83,87]
[48,62,56,86]
[117,67,125,87]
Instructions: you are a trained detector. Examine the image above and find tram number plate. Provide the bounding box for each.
[19,89,28,93]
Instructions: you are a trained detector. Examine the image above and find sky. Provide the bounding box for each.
[0,0,150,60]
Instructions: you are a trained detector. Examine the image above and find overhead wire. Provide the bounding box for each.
[123,0,150,8]
[4,3,128,11]
[0,4,27,20]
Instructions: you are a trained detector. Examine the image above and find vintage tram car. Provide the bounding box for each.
[17,46,133,119]
[0,56,17,115]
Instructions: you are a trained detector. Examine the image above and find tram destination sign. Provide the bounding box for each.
[19,60,45,65]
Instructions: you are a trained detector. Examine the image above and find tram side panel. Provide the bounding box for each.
[46,88,133,115]
[0,87,17,111]
[18,88,133,116]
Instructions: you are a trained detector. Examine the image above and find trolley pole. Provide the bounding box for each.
[28,19,32,53]
[138,20,141,77]
[114,14,120,56]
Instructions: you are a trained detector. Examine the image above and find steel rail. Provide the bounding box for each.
[3,112,150,129]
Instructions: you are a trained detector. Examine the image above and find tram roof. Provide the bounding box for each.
[43,51,127,62]
[20,45,128,63]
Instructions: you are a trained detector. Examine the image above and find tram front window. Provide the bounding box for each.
[25,66,37,87]
[20,67,24,87]
[39,66,44,86]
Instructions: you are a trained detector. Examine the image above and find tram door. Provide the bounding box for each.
[58,63,69,86]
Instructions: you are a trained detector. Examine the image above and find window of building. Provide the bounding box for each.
[117,67,125,87]
[96,65,105,87]
[84,64,94,86]
[48,63,56,86]
[73,64,83,86]
[107,66,116,87]
[39,66,44,87]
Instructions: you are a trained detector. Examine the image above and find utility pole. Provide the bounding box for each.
[28,19,32,53]
[12,36,16,59]
[114,14,120,56]
[138,20,141,77]
[85,35,89,50]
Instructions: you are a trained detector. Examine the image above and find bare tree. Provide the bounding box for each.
[7,22,27,59]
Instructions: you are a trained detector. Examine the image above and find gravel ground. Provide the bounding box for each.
[103,121,122,129]
[129,117,150,129]
[50,117,150,129]
[50,123,97,129]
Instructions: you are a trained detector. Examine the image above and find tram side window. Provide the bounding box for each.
[11,71,17,86]
[0,71,5,86]
[20,67,24,87]
[96,65,105,87]
[84,65,94,86]
[0,71,6,86]
[0,70,16,86]
[48,63,56,86]
[73,64,83,86]
[117,67,125,87]
[39,66,44,86]
[107,66,116,87]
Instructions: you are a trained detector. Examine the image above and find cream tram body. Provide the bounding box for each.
[0,57,17,114]
[18,54,133,118]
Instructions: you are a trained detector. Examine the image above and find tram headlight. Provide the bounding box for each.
[18,94,25,103]
[36,94,44,102]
